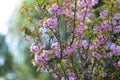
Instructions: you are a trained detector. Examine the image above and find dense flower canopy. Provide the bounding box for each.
[20,0,120,80]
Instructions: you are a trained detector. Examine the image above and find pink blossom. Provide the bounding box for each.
[113,63,118,68]
[67,4,75,10]
[51,42,60,50]
[43,21,48,28]
[68,72,76,80]
[33,50,51,66]
[118,61,120,67]
[41,67,48,72]
[57,7,66,15]
[30,43,39,53]
[35,6,40,12]
[103,53,110,59]
[71,41,80,49]
[91,0,99,6]
[86,0,99,7]
[75,26,83,36]
[92,52,102,59]
[39,43,46,49]
[42,50,51,61]
[48,4,58,14]
[88,13,94,18]
[93,26,102,34]
[113,26,120,33]
[66,12,74,18]
[55,49,61,58]
[80,22,87,30]
[118,0,120,4]
[114,13,120,20]
[113,46,120,56]
[118,60,120,65]
[32,60,40,66]
[101,21,111,31]
[90,42,99,50]
[110,44,120,56]
[77,0,86,8]
[67,24,73,28]
[76,12,84,21]
[69,77,75,80]
[110,43,116,50]
[98,35,106,44]
[101,72,107,77]
[61,77,65,80]
[47,18,58,28]
[82,40,89,49]
[77,8,88,21]
[32,54,41,66]
[112,19,117,26]
[100,10,108,17]
[52,74,58,79]
[64,47,73,55]
[65,0,71,2]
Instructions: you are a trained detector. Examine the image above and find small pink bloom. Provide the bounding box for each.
[118,60,120,65]
[52,74,58,79]
[113,63,118,68]
[110,43,116,50]
[118,61,120,67]
[64,47,73,55]
[65,0,71,2]
[103,53,110,59]
[86,0,99,7]
[55,49,61,58]
[114,13,120,20]
[61,77,65,80]
[67,4,75,10]
[113,26,120,33]
[98,65,102,68]
[69,77,75,80]
[68,72,76,80]
[110,43,120,56]
[82,40,89,49]
[57,7,66,15]
[77,0,86,8]
[92,52,102,59]
[76,12,84,21]
[75,25,83,36]
[93,26,102,34]
[47,17,58,28]
[112,19,117,26]
[88,13,94,18]
[41,67,48,72]
[98,35,106,44]
[48,4,58,14]
[118,0,120,4]
[51,42,60,50]
[71,41,80,49]
[80,22,87,30]
[102,72,107,77]
[101,21,111,31]
[67,24,73,28]
[100,10,108,17]
[35,6,40,12]
[113,46,120,56]
[30,43,39,53]
[43,21,48,28]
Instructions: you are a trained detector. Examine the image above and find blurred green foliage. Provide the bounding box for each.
[0,35,14,79]
[6,0,51,80]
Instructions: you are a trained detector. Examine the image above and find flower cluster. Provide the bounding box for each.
[22,0,120,80]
